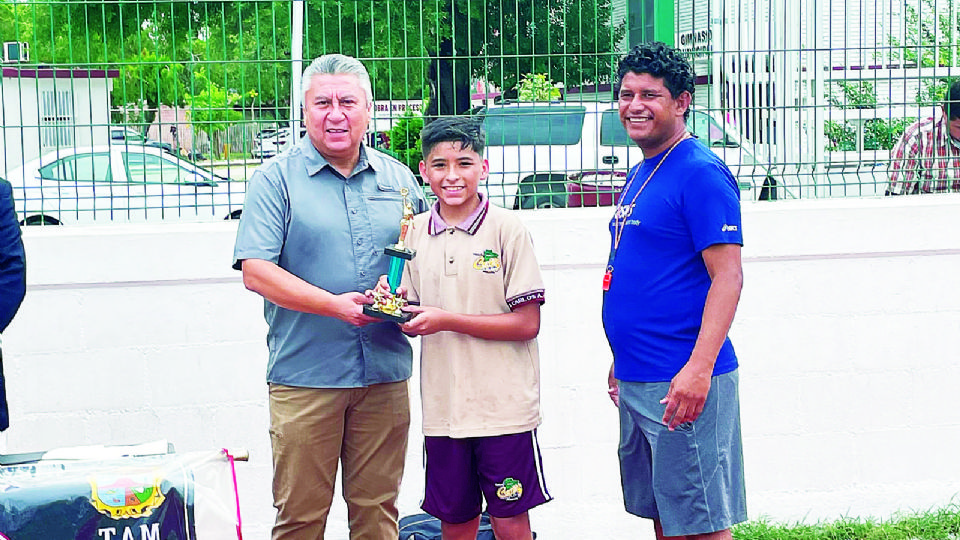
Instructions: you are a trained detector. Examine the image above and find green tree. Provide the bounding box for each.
[187,69,245,158]
[113,50,188,126]
[917,77,959,106]
[825,121,857,151]
[517,73,563,101]
[885,0,959,105]
[3,0,624,124]
[422,0,627,116]
[888,0,960,68]
[189,1,293,119]
[302,0,625,115]
[2,0,215,123]
[824,80,915,151]
[863,117,913,150]
[304,0,431,102]
[386,110,425,179]
[827,81,878,109]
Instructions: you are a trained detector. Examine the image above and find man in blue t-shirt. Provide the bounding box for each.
[602,42,747,540]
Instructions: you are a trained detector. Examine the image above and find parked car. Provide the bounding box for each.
[251,127,306,159]
[7,145,246,225]
[476,101,787,210]
[254,128,278,141]
[110,126,175,154]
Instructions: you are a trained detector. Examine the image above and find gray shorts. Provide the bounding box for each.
[617,369,747,537]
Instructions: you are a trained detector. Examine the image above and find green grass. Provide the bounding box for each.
[734,503,960,540]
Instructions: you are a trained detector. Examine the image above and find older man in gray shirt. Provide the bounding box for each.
[233,54,427,540]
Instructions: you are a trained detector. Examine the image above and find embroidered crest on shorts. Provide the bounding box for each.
[473,249,502,273]
[495,477,523,501]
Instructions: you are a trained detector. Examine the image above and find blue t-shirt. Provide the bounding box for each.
[602,137,743,382]
[233,137,427,388]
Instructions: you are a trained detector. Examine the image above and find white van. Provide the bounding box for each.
[477,101,784,209]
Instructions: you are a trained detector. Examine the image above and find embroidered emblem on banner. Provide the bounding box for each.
[496,477,523,501]
[473,249,502,274]
[89,473,166,519]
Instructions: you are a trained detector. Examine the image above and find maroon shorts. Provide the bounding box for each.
[421,430,552,524]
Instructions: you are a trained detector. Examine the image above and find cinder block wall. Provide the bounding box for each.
[2,195,959,539]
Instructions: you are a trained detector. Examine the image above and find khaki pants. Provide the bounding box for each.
[269,381,410,540]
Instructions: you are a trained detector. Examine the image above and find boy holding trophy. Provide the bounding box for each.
[374,116,551,540]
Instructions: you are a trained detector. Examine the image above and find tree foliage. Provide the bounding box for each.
[115,50,188,114]
[917,76,959,106]
[302,0,625,113]
[517,73,563,101]
[825,118,914,151]
[2,0,624,120]
[189,1,293,116]
[827,81,878,109]
[386,110,425,178]
[186,69,247,158]
[888,0,960,68]
[304,1,431,102]
[187,69,245,133]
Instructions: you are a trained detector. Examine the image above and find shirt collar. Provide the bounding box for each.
[427,193,490,236]
[300,136,374,178]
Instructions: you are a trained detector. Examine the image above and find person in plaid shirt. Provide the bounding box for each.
[886,81,960,195]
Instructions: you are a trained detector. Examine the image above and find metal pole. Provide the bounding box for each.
[290,0,305,146]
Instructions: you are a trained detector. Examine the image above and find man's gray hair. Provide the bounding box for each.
[301,54,374,106]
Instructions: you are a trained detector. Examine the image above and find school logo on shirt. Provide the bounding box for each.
[473,249,502,274]
[496,477,523,501]
[89,473,166,518]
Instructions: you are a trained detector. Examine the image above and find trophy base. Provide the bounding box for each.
[363,305,413,323]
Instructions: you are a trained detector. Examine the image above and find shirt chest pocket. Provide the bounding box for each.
[362,187,405,248]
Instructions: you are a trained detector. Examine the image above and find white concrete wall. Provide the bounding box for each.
[2,195,960,539]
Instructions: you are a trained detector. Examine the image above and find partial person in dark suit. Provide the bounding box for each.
[0,178,27,431]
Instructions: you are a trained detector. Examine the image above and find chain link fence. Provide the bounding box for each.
[1,0,957,224]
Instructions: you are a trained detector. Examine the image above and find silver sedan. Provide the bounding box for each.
[7,145,246,225]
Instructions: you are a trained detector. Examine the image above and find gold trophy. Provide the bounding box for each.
[363,188,416,323]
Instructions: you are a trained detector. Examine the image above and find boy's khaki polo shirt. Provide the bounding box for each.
[402,199,545,438]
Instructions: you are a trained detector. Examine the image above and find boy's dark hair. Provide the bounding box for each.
[615,42,696,119]
[945,80,960,120]
[420,116,486,159]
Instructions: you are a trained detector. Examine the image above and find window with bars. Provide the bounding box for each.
[40,89,74,149]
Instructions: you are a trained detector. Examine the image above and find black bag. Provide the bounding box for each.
[399,513,536,539]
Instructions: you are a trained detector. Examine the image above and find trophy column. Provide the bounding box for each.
[363,188,417,323]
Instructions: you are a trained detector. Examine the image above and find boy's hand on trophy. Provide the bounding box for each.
[365,275,407,300]
[365,275,390,299]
